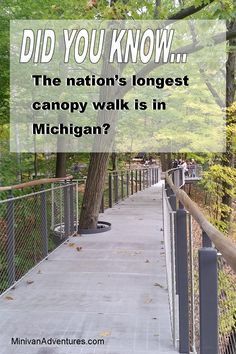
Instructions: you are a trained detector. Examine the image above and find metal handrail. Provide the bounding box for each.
[108,166,158,173]
[0,180,78,295]
[0,167,157,192]
[165,169,236,273]
[0,167,159,295]
[0,175,73,192]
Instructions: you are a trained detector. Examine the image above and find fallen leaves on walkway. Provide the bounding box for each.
[76,246,82,252]
[5,295,14,300]
[68,243,76,248]
[132,251,141,256]
[114,249,142,257]
[115,249,129,254]
[99,331,111,337]
[144,297,153,304]
[154,283,164,288]
[26,280,34,285]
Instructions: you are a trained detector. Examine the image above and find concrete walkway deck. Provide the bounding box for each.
[0,182,178,354]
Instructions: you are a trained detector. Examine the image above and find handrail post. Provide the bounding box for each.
[64,182,70,238]
[7,192,15,286]
[109,173,113,208]
[143,169,145,189]
[114,171,119,203]
[139,170,142,191]
[166,183,172,197]
[121,172,124,199]
[202,230,212,247]
[181,167,185,186]
[70,183,74,234]
[176,208,189,353]
[40,185,48,257]
[169,194,176,211]
[126,171,129,197]
[75,180,79,231]
[51,182,55,230]
[135,170,138,193]
[131,170,134,195]
[175,169,180,187]
[169,193,178,296]
[199,245,218,354]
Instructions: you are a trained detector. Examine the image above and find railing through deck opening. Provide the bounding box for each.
[163,168,236,354]
[0,167,160,295]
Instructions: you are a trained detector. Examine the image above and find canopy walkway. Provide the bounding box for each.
[0,167,235,354]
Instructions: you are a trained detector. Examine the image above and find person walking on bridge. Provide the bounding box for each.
[181,160,188,176]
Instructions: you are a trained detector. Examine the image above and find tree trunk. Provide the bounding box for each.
[160,153,172,171]
[17,153,22,183]
[79,152,109,229]
[34,153,38,179]
[79,22,119,229]
[111,152,117,171]
[56,153,67,177]
[221,19,236,225]
[154,0,161,19]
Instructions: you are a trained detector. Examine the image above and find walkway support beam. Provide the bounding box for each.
[176,208,189,353]
[199,247,218,354]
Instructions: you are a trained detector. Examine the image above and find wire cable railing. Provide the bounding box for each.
[0,167,160,295]
[102,167,159,210]
[163,167,236,354]
[0,179,77,295]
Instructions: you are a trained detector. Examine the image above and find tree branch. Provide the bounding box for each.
[199,67,225,108]
[117,31,236,98]
[168,0,215,20]
[154,0,161,20]
[189,21,225,108]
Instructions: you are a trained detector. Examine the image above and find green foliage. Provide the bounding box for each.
[0,0,235,184]
[200,164,236,231]
[218,265,236,336]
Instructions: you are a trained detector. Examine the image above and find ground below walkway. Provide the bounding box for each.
[0,182,178,354]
